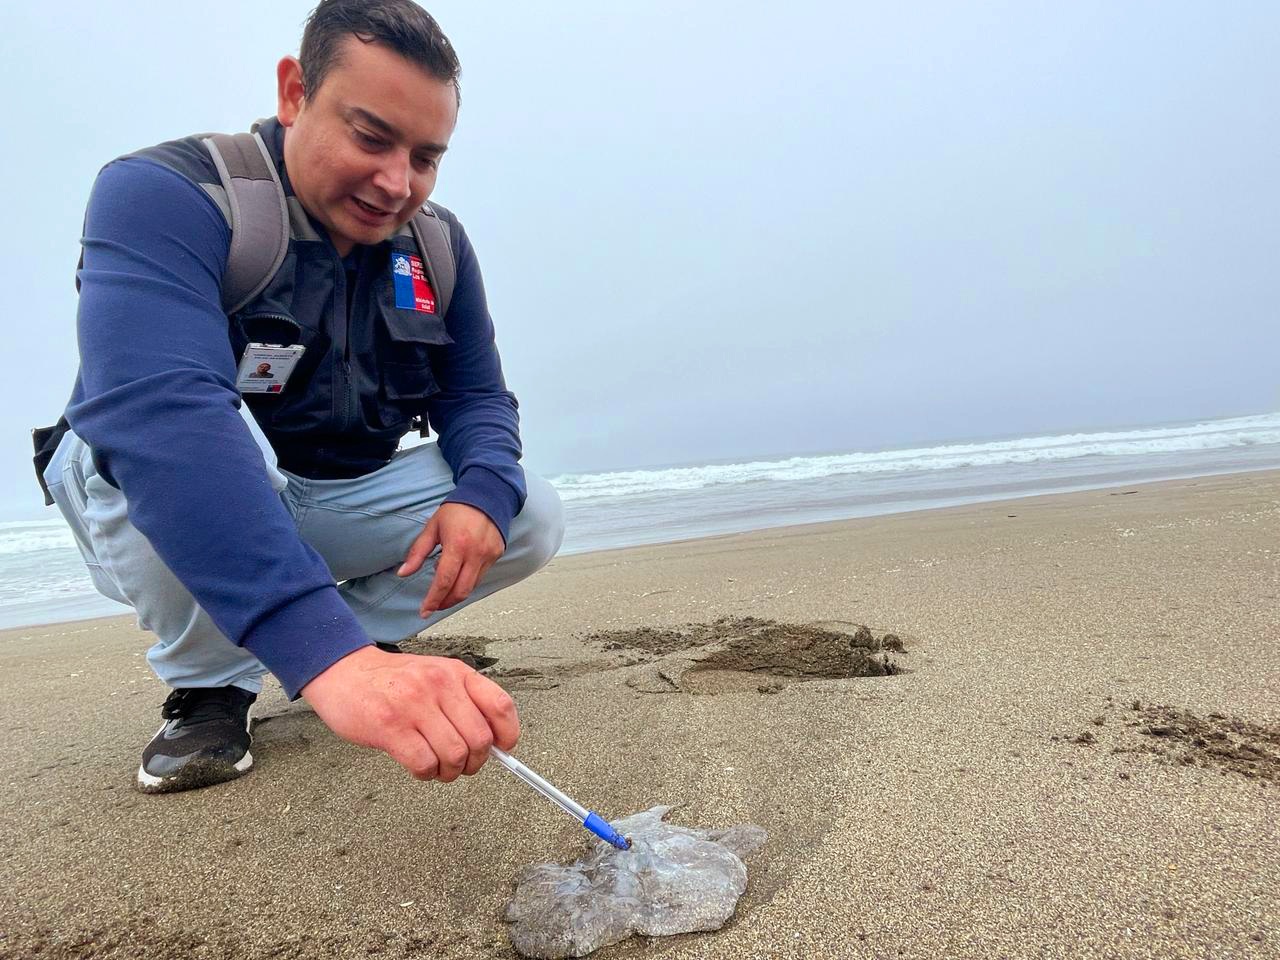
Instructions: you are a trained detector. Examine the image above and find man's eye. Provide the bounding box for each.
[413,156,439,171]
[355,130,385,149]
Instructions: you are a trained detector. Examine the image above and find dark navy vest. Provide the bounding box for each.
[130,118,456,479]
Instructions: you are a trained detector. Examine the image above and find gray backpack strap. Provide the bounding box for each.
[409,201,456,318]
[202,131,289,315]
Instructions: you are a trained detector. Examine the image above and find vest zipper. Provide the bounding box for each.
[334,260,354,433]
[343,357,354,429]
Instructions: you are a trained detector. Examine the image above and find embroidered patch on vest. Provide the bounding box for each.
[391,252,436,314]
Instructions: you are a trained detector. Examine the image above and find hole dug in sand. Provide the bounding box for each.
[595,617,908,695]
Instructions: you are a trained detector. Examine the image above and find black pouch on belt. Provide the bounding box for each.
[31,415,71,506]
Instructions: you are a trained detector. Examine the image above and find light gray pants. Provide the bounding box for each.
[43,408,564,694]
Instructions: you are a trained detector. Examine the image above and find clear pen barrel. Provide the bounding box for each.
[490,747,590,822]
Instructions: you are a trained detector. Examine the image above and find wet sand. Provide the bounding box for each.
[1,471,1277,959]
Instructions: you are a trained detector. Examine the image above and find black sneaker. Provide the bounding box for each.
[136,687,257,794]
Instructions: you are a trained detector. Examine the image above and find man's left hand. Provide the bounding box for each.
[399,502,505,617]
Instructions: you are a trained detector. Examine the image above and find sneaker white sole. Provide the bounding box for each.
[135,701,255,792]
[136,750,254,791]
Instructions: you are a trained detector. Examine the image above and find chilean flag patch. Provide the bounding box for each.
[391,252,437,314]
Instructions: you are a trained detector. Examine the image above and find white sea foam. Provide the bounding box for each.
[549,412,1280,502]
[3,411,1279,629]
[0,520,77,557]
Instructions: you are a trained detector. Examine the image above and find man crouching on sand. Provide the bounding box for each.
[36,0,563,793]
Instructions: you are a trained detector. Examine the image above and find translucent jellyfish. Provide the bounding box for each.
[504,806,767,959]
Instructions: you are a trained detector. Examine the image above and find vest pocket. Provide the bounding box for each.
[382,360,440,402]
[374,282,452,428]
[378,303,453,347]
[376,358,441,432]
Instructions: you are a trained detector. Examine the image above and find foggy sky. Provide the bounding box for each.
[3,0,1277,518]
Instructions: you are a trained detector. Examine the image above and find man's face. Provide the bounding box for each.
[277,37,458,255]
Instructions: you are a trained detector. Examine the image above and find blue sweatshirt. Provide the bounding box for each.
[66,156,524,698]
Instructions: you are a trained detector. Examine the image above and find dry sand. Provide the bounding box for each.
[1,472,1277,959]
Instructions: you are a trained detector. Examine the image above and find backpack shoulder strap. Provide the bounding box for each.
[48,133,288,505]
[409,201,456,318]
[201,131,290,315]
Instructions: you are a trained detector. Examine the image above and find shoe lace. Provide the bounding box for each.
[161,687,247,724]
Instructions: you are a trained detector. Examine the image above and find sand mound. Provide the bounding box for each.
[589,617,908,695]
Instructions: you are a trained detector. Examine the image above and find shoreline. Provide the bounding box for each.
[7,465,1280,636]
[557,460,1280,555]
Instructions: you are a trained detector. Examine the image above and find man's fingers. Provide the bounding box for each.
[439,558,486,612]
[305,650,514,785]
[399,522,440,578]
[436,684,496,777]
[420,547,463,617]
[384,731,440,781]
[465,670,520,752]
[420,714,472,784]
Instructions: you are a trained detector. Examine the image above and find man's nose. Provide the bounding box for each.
[371,149,413,203]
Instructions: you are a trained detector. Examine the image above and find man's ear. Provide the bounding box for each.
[276,56,306,127]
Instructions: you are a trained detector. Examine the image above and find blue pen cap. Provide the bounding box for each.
[583,812,631,851]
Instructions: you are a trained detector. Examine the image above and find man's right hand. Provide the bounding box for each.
[300,646,518,782]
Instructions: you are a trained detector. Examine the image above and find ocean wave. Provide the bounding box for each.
[549,412,1280,502]
[0,522,77,557]
[3,411,1279,629]
[0,518,68,531]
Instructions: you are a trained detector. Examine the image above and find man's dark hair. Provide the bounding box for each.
[299,0,461,102]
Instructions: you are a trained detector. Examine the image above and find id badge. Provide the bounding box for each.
[235,343,306,394]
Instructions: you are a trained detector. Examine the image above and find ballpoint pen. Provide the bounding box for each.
[490,747,631,851]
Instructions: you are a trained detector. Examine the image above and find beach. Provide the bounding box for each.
[1,470,1277,958]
